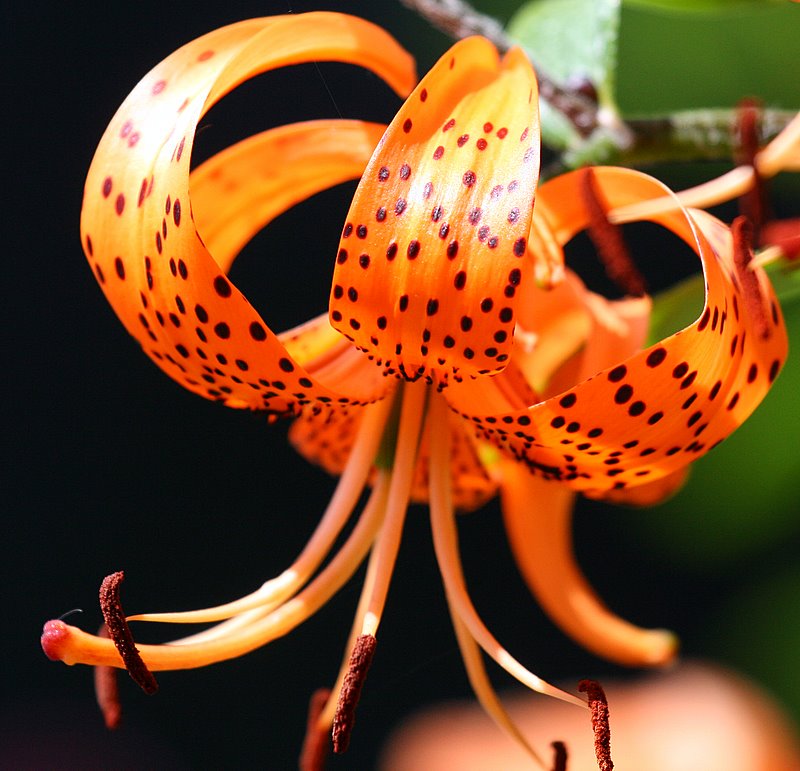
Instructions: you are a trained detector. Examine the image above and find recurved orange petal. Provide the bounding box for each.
[80,14,415,412]
[190,120,389,274]
[449,168,787,495]
[500,460,677,667]
[329,38,540,382]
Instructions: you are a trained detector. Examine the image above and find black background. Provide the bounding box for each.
[4,1,793,769]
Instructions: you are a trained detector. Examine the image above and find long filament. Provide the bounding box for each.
[360,381,428,637]
[427,393,585,709]
[50,473,391,670]
[129,395,395,626]
[447,595,546,767]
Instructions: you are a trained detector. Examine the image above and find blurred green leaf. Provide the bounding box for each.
[646,271,705,345]
[507,0,622,151]
[617,4,800,115]
[703,563,800,721]
[623,0,787,14]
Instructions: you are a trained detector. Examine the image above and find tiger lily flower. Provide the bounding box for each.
[41,12,788,762]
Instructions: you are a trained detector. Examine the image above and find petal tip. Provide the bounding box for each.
[643,629,680,668]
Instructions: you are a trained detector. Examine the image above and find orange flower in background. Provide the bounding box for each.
[40,12,788,763]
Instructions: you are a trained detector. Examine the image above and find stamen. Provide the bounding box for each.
[332,634,377,754]
[581,167,647,297]
[551,741,568,771]
[756,110,800,177]
[750,244,786,270]
[607,166,755,225]
[578,679,613,771]
[447,593,544,766]
[94,624,121,729]
[732,216,770,340]
[44,476,391,671]
[128,395,395,626]
[99,572,158,694]
[735,100,769,243]
[360,382,428,637]
[299,688,331,771]
[427,393,585,709]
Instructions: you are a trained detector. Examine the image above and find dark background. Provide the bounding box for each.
[4,1,799,769]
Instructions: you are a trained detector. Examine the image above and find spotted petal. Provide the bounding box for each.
[329,38,541,382]
[448,167,788,494]
[80,14,415,412]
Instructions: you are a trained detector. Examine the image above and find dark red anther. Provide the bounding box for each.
[551,740,568,771]
[578,679,614,771]
[732,216,770,340]
[332,633,377,754]
[94,624,122,729]
[99,571,158,695]
[735,99,770,245]
[581,167,647,297]
[299,688,332,771]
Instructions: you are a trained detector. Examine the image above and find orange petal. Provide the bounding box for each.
[190,120,388,274]
[500,460,677,667]
[448,168,788,494]
[588,465,690,507]
[80,14,415,412]
[329,39,540,381]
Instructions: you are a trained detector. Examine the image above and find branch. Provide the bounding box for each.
[401,0,798,168]
[400,0,601,138]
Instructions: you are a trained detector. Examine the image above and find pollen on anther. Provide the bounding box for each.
[332,634,377,754]
[578,680,614,771]
[99,572,158,696]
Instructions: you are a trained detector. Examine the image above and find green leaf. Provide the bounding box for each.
[704,564,800,721]
[616,3,800,115]
[507,0,622,151]
[623,0,786,14]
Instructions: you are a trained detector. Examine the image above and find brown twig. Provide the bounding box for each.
[400,0,600,138]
